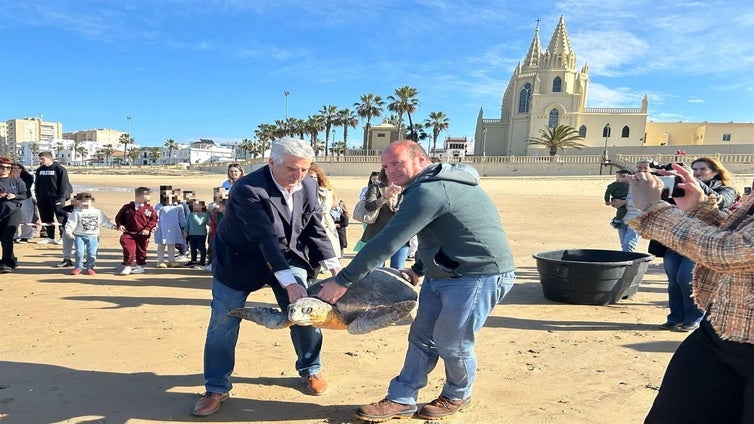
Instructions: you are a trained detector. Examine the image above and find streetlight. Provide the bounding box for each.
[482,127,487,157]
[600,123,611,175]
[284,91,290,120]
[126,116,131,165]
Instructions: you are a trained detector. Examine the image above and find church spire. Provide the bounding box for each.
[523,18,542,69]
[543,15,576,70]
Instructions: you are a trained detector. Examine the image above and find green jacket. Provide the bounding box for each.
[335,162,515,286]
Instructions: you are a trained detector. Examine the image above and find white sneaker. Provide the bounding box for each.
[54,239,63,245]
[132,265,145,274]
[36,238,55,245]
[119,265,133,275]
[203,264,212,272]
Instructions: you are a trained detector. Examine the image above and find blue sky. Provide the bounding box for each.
[2,1,753,147]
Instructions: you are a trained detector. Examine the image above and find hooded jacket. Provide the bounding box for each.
[34,162,71,203]
[335,162,515,286]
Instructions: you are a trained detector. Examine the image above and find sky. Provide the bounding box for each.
[2,1,753,148]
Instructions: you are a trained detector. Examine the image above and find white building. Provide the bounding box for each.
[171,139,235,165]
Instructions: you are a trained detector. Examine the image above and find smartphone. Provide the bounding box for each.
[657,175,685,199]
[745,187,752,195]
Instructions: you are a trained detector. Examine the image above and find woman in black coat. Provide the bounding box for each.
[0,157,28,272]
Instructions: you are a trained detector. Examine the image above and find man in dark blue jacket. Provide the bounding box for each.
[34,151,71,244]
[193,138,341,417]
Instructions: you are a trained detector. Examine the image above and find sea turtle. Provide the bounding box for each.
[228,267,418,334]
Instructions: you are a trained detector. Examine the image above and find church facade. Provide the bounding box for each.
[475,16,753,156]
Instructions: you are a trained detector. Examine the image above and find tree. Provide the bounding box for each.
[119,133,135,164]
[127,147,141,165]
[318,105,338,157]
[330,140,346,156]
[405,123,429,149]
[527,124,587,157]
[424,111,450,154]
[387,85,420,141]
[147,147,162,165]
[337,108,358,153]
[72,140,82,165]
[305,115,325,148]
[75,146,88,165]
[239,138,254,159]
[354,93,384,150]
[163,139,179,165]
[101,144,115,166]
[254,123,276,158]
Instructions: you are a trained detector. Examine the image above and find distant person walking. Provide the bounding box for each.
[35,151,71,244]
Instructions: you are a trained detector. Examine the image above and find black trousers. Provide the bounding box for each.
[37,199,67,239]
[645,319,754,424]
[1,209,22,268]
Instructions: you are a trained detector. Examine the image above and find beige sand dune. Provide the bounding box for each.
[2,171,750,423]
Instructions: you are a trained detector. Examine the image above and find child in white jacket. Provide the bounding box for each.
[63,192,116,275]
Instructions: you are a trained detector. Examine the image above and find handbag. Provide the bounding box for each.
[352,199,380,224]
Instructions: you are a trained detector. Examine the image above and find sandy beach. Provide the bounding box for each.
[2,170,752,424]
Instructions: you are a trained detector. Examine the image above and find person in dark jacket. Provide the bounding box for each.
[34,151,71,243]
[0,157,28,272]
[11,162,35,242]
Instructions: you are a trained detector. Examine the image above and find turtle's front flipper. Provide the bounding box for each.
[228,307,292,329]
[347,300,418,334]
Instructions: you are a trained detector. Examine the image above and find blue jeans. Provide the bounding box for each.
[202,265,322,394]
[389,245,410,269]
[618,222,640,252]
[386,271,515,405]
[663,249,704,325]
[73,235,99,269]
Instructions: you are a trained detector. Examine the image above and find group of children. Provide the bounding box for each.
[58,185,228,276]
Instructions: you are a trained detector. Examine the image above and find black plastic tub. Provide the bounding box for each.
[532,249,654,305]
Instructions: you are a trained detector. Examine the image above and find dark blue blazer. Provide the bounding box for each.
[213,165,336,291]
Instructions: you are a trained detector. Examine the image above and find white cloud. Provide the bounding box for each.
[687,99,705,103]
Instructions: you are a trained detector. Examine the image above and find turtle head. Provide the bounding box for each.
[288,297,333,326]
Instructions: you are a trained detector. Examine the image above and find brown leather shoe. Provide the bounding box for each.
[304,372,329,395]
[192,391,229,416]
[354,398,417,422]
[418,396,471,419]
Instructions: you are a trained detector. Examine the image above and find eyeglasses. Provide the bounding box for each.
[0,165,12,170]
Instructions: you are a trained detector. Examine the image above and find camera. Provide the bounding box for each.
[657,175,685,199]
[648,161,685,171]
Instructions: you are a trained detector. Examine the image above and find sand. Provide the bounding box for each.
[2,171,748,424]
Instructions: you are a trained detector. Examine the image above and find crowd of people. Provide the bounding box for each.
[3,142,754,422]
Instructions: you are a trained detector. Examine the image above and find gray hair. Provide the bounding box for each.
[270,138,315,163]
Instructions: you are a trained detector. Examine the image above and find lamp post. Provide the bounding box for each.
[600,123,611,175]
[482,127,487,158]
[126,116,131,166]
[284,91,290,120]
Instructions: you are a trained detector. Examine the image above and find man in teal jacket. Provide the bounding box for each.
[317,140,516,421]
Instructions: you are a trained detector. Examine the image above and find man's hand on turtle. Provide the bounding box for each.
[285,284,308,303]
[401,269,422,286]
[316,279,348,304]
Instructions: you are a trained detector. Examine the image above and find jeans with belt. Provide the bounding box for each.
[202,263,322,394]
[386,271,515,404]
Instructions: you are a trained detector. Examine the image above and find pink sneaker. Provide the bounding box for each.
[86,269,96,275]
[71,268,82,275]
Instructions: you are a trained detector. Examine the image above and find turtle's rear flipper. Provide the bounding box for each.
[347,301,418,334]
[228,307,292,329]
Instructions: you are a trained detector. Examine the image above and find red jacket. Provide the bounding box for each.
[115,202,158,234]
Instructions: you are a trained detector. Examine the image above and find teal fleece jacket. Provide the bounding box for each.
[335,162,515,286]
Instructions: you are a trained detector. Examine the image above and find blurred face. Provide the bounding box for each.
[616,173,631,182]
[11,164,22,178]
[228,167,242,181]
[692,161,718,182]
[270,155,311,190]
[135,193,150,204]
[0,163,11,177]
[78,198,93,208]
[636,162,650,173]
[38,155,52,166]
[380,144,428,187]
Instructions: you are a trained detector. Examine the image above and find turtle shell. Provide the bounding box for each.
[307,267,418,324]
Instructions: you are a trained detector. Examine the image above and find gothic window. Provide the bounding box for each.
[553,77,562,92]
[578,125,587,137]
[518,83,531,113]
[548,109,559,128]
[621,125,630,138]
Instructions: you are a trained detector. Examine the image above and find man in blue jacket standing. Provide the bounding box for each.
[193,138,341,416]
[317,140,516,421]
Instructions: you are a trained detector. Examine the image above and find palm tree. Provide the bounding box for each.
[424,111,450,154]
[119,133,135,164]
[405,123,429,150]
[101,144,115,166]
[239,138,254,160]
[164,139,179,165]
[147,147,162,165]
[72,140,82,165]
[75,146,88,166]
[305,115,325,148]
[527,124,587,158]
[127,147,141,165]
[354,93,384,149]
[387,85,420,140]
[330,140,346,156]
[254,123,276,158]
[337,108,358,153]
[318,105,338,156]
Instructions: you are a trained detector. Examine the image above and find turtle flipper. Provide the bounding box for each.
[228,307,292,329]
[347,300,418,334]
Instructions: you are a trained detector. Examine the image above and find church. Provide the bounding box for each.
[475,16,753,157]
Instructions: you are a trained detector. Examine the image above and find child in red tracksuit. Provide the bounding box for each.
[114,186,158,275]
